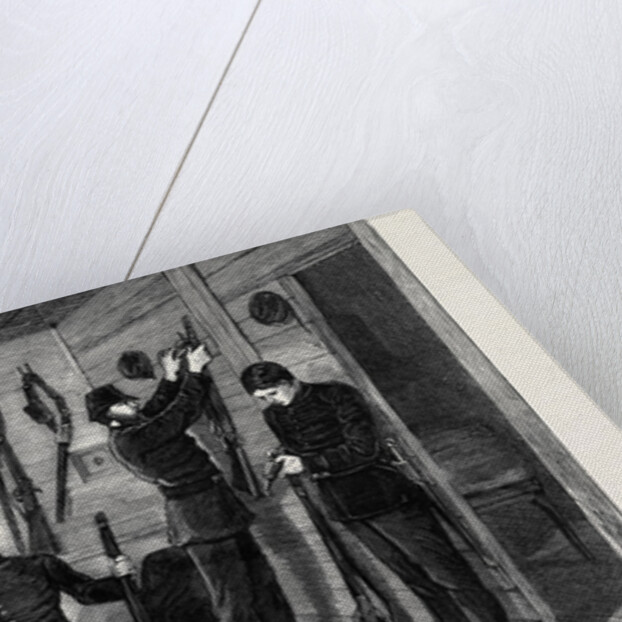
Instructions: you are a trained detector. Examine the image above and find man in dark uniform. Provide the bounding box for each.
[86,345,294,622]
[241,361,509,622]
[0,552,125,621]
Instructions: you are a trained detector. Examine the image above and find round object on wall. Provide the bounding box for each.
[248,291,294,325]
[117,350,156,379]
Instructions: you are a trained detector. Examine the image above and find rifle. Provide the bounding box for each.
[95,512,151,622]
[176,316,262,497]
[0,407,60,554]
[0,467,26,554]
[264,453,390,622]
[18,364,73,523]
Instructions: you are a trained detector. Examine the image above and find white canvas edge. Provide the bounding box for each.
[369,209,622,511]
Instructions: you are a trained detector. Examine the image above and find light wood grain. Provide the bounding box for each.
[127,0,622,428]
[0,0,257,312]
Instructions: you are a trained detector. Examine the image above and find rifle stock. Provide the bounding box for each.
[17,365,73,523]
[18,366,56,432]
[23,477,62,554]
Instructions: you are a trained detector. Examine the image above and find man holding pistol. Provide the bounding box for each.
[86,345,294,622]
[241,361,509,622]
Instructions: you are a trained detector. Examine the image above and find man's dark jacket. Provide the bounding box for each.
[264,381,420,521]
[140,547,217,622]
[0,554,123,622]
[110,372,252,543]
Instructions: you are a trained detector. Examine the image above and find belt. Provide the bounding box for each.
[309,462,378,481]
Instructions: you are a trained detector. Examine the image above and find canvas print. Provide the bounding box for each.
[0,215,619,622]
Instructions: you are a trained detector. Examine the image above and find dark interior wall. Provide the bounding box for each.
[296,244,622,621]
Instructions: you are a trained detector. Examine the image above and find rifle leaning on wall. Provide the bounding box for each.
[175,315,263,497]
[95,512,151,622]
[0,463,26,554]
[18,364,73,523]
[264,454,391,622]
[0,407,60,554]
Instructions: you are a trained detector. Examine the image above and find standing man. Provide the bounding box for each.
[0,552,126,621]
[241,361,509,622]
[85,345,295,622]
[117,343,261,497]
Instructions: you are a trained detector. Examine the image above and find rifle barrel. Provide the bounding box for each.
[205,381,263,497]
[95,512,151,622]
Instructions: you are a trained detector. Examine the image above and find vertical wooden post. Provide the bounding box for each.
[39,315,93,387]
[164,265,260,373]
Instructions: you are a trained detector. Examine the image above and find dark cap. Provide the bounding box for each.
[117,350,155,380]
[85,384,138,425]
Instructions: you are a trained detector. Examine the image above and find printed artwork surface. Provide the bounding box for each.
[0,217,619,622]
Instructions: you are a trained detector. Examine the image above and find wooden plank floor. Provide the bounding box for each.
[1,1,621,431]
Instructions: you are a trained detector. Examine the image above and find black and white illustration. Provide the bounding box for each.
[0,218,619,622]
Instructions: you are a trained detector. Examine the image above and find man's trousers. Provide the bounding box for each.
[346,503,509,622]
[185,531,296,622]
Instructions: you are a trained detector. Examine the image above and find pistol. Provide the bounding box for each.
[263,449,285,495]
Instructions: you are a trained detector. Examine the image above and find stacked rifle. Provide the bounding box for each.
[264,453,391,622]
[0,364,72,555]
[0,406,60,554]
[18,363,73,523]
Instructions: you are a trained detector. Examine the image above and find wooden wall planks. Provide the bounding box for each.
[0,313,169,568]
[194,225,355,303]
[214,280,424,619]
[0,0,257,312]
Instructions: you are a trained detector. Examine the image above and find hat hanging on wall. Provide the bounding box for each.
[117,350,156,379]
[248,291,294,325]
